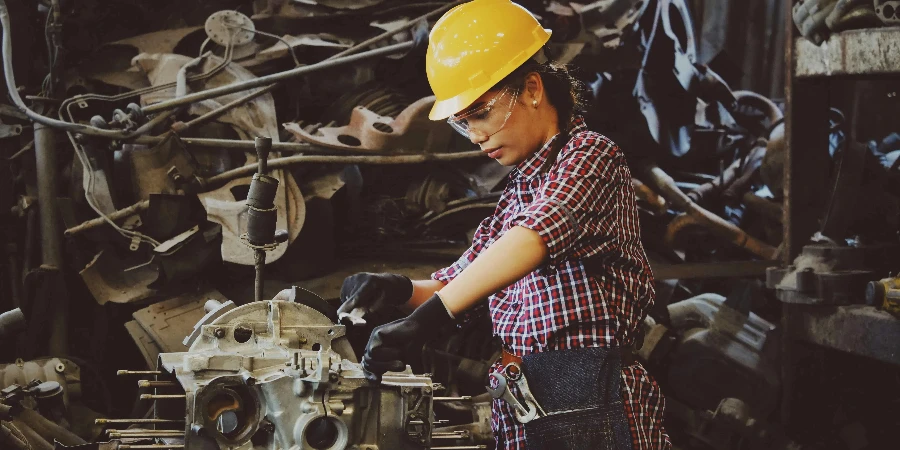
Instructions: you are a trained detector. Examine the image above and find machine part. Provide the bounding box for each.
[245,137,285,303]
[78,250,157,305]
[205,10,255,47]
[133,300,445,450]
[64,200,150,237]
[202,150,484,188]
[793,0,839,45]
[285,96,452,153]
[875,0,900,23]
[0,308,25,339]
[0,118,21,138]
[0,358,81,409]
[688,398,795,450]
[666,294,780,416]
[122,289,233,368]
[825,0,880,32]
[642,165,778,259]
[34,123,61,269]
[760,122,786,197]
[122,135,198,201]
[865,276,900,317]
[574,0,651,49]
[767,243,900,305]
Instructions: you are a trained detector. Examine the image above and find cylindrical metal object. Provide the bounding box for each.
[137,380,177,388]
[33,123,61,269]
[117,370,162,376]
[95,419,184,425]
[140,394,186,400]
[433,396,472,402]
[0,307,26,339]
[246,207,277,246]
[246,174,278,210]
[119,446,185,450]
[141,42,413,115]
[254,137,272,174]
[254,250,265,304]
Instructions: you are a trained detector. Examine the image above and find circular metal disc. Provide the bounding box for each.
[205,10,256,47]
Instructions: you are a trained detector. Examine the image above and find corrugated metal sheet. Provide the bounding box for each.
[689,0,786,99]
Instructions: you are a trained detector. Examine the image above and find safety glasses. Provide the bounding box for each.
[447,86,519,140]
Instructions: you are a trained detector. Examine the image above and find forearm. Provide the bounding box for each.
[401,279,446,311]
[438,226,548,315]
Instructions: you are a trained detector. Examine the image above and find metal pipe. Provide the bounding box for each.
[203,151,483,189]
[432,396,472,402]
[16,409,86,446]
[140,394,185,400]
[117,370,162,376]
[0,307,26,339]
[132,135,406,153]
[34,123,61,269]
[173,85,275,134]
[141,41,413,115]
[64,200,150,236]
[96,419,184,425]
[6,421,52,450]
[643,165,778,260]
[0,424,29,450]
[137,380,177,388]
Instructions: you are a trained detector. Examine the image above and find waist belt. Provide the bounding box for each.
[502,345,638,367]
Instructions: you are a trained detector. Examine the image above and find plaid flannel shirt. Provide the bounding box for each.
[432,117,671,449]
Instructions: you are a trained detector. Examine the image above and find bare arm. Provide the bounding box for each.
[437,226,548,316]
[401,279,447,311]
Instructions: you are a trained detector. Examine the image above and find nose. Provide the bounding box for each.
[469,130,488,145]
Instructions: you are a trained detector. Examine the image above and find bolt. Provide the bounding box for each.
[409,413,417,419]
[55,363,65,374]
[403,387,411,394]
[214,328,226,338]
[298,337,308,345]
[329,373,339,382]
[424,388,432,395]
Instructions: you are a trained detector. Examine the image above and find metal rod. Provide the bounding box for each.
[175,85,276,134]
[430,446,487,450]
[34,123,61,268]
[119,446,184,450]
[118,370,162,376]
[140,394,185,400]
[432,396,472,402]
[137,380,177,388]
[96,419,184,425]
[109,430,184,439]
[142,41,413,115]
[203,151,483,188]
[65,200,150,236]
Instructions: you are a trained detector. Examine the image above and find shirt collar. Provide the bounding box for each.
[514,116,588,180]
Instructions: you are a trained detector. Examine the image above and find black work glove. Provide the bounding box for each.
[361,294,454,382]
[338,273,413,317]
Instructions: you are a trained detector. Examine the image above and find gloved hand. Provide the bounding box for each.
[362,294,454,382]
[337,272,413,317]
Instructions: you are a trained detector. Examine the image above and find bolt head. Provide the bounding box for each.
[54,363,65,374]
[214,328,226,338]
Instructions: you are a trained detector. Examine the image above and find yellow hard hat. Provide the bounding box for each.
[426,0,552,120]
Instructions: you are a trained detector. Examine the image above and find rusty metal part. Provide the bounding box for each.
[688,145,767,204]
[125,289,230,368]
[644,165,778,259]
[172,85,275,134]
[742,193,783,223]
[284,96,450,152]
[64,200,150,237]
[785,304,900,366]
[124,135,197,201]
[795,28,900,77]
[632,178,667,215]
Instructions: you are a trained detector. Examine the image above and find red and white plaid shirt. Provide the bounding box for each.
[432,117,671,449]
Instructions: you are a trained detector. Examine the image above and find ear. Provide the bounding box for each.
[523,72,544,106]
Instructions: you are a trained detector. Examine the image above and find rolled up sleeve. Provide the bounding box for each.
[510,138,624,266]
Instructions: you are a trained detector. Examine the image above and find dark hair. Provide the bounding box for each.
[494,53,589,136]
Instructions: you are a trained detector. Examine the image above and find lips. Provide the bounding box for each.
[484,147,502,159]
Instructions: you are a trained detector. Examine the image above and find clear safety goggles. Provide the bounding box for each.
[447,86,519,140]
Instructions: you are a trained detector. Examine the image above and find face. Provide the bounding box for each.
[447,75,556,166]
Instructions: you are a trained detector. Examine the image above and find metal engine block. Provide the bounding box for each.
[131,299,442,450]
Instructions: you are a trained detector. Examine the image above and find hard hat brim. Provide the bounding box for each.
[428,27,552,121]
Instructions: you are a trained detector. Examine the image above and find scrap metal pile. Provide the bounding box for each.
[2,1,899,449]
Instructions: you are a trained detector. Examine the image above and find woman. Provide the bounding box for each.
[339,1,670,448]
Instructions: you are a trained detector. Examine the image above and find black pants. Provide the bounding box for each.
[521,347,634,450]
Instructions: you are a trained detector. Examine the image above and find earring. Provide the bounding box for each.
[532,99,538,107]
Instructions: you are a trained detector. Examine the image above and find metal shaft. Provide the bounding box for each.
[117,370,162,376]
[140,394,186,400]
[96,419,184,425]
[34,123,61,268]
[255,250,265,303]
[137,380,178,388]
[142,41,413,115]
[119,446,184,450]
[433,396,472,402]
